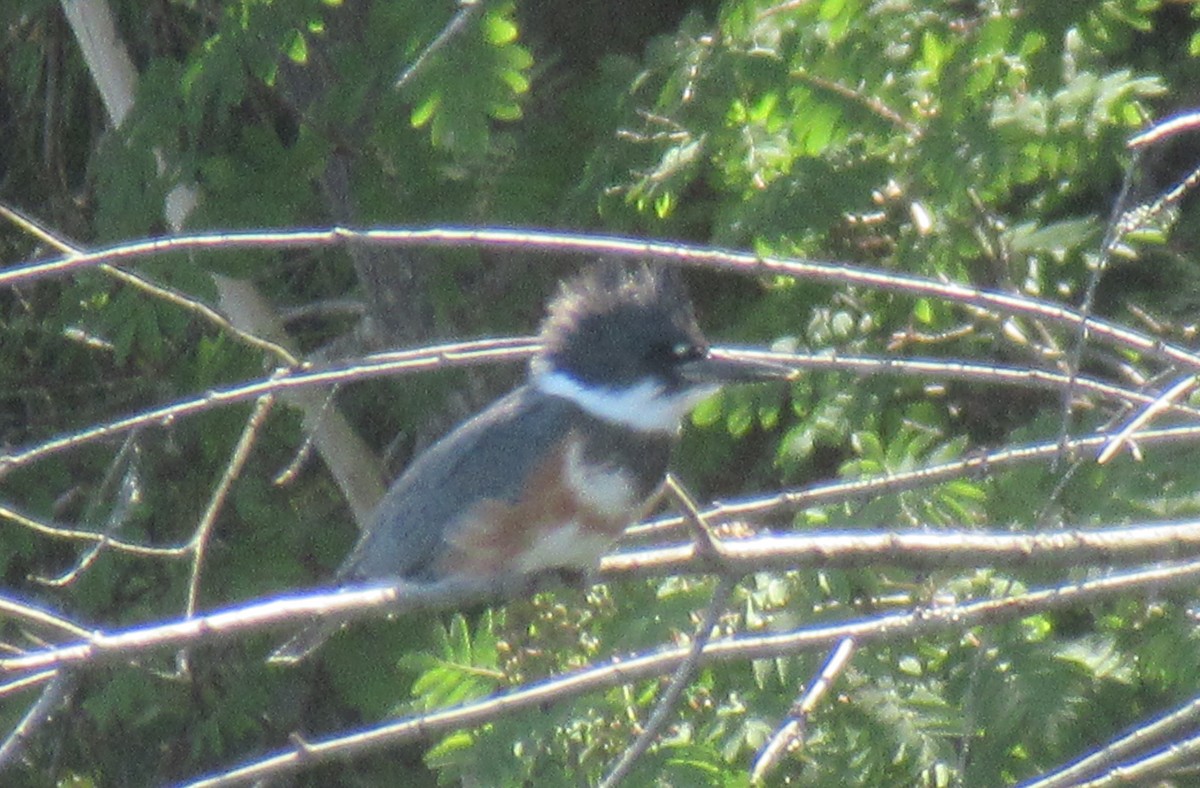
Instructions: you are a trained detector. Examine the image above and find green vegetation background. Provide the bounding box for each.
[2,0,1200,784]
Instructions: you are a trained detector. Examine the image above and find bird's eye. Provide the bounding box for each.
[671,342,701,360]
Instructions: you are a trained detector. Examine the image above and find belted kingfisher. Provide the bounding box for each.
[269,264,791,663]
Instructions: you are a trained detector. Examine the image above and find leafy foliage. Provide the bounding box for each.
[3,0,1200,785]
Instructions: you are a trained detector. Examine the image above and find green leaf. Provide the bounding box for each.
[283,28,308,64]
[411,93,441,128]
[483,10,518,45]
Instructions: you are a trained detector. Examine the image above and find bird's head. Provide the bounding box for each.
[532,264,791,432]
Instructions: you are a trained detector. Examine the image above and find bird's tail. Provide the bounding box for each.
[267,621,340,665]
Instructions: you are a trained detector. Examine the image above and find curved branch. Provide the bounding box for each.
[6,226,1200,371]
[182,560,1200,786]
[10,522,1200,674]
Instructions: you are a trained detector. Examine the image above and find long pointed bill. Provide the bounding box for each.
[678,351,796,385]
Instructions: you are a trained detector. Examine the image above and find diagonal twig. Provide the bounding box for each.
[394,0,485,89]
[1097,374,1197,464]
[751,637,857,783]
[0,671,73,773]
[1067,729,1200,787]
[1020,690,1200,788]
[32,432,144,586]
[599,475,734,787]
[0,203,297,365]
[174,395,276,676]
[598,576,735,788]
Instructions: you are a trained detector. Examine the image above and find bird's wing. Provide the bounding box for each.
[267,388,576,665]
[338,386,576,583]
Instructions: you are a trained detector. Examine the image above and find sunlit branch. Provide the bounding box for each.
[3,342,1188,486]
[1127,110,1200,149]
[751,637,857,784]
[599,576,736,788]
[10,521,1200,675]
[1070,729,1200,788]
[0,671,57,700]
[0,501,184,557]
[0,338,538,478]
[0,672,73,773]
[5,227,1200,371]
[0,204,297,365]
[0,596,90,641]
[1022,692,1200,788]
[184,395,275,621]
[605,520,1200,578]
[600,477,733,787]
[1098,374,1197,463]
[394,0,484,89]
[182,560,1200,786]
[628,425,1200,540]
[0,579,494,674]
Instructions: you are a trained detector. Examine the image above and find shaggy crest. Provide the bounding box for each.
[534,263,705,381]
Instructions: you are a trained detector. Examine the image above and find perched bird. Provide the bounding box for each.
[269,265,791,663]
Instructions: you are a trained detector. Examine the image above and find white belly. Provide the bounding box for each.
[516,522,615,573]
[514,436,646,574]
[562,438,639,518]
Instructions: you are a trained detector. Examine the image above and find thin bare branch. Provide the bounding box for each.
[0,499,186,558]
[1127,110,1200,149]
[7,374,1187,570]
[208,274,385,527]
[182,560,1200,786]
[599,577,735,788]
[751,638,857,783]
[1060,115,1200,472]
[185,395,274,619]
[3,342,1189,488]
[1021,691,1200,788]
[664,474,727,567]
[0,578,499,675]
[790,68,917,134]
[0,596,90,641]
[1098,374,1196,463]
[600,481,734,787]
[0,200,294,366]
[627,424,1200,540]
[1070,730,1200,787]
[33,433,145,585]
[394,0,484,89]
[11,522,1200,676]
[5,226,1200,371]
[0,671,57,700]
[0,337,538,478]
[278,298,366,323]
[59,0,383,540]
[719,347,1200,418]
[0,672,72,773]
[606,520,1200,578]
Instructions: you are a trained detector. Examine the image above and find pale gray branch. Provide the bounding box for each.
[751,637,857,783]
[9,522,1200,673]
[0,672,72,774]
[1021,692,1200,788]
[6,226,1200,373]
[182,560,1200,786]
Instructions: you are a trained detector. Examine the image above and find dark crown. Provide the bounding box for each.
[534,264,709,391]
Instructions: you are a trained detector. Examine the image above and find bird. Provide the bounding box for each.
[269,264,792,664]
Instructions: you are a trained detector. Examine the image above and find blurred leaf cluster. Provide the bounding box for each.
[4,0,1200,785]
